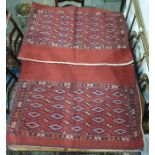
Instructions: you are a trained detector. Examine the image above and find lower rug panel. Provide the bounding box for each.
[7,79,143,151]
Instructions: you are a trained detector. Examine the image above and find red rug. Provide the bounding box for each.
[19,2,132,65]
[7,62,144,151]
[7,3,144,151]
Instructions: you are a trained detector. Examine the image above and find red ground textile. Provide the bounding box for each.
[19,3,132,64]
[7,3,144,151]
[7,61,144,151]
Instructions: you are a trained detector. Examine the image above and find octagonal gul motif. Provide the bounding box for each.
[92,98,104,104]
[30,102,43,108]
[72,115,84,122]
[113,117,126,124]
[92,107,105,113]
[73,89,84,95]
[32,94,44,99]
[54,89,66,94]
[93,128,105,134]
[25,122,40,129]
[112,100,124,104]
[51,113,64,120]
[112,91,124,97]
[73,97,84,102]
[33,87,46,92]
[92,117,105,124]
[52,104,64,109]
[53,96,65,101]
[113,108,125,114]
[49,124,62,131]
[72,106,84,112]
[92,90,104,96]
[28,112,41,118]
[71,126,83,132]
[115,129,127,135]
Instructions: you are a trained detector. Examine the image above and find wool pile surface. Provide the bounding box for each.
[7,3,144,152]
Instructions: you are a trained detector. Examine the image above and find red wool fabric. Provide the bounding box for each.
[7,62,144,151]
[19,2,132,64]
[7,3,144,151]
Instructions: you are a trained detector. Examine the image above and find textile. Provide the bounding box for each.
[19,3,132,65]
[7,3,144,152]
[7,62,144,151]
